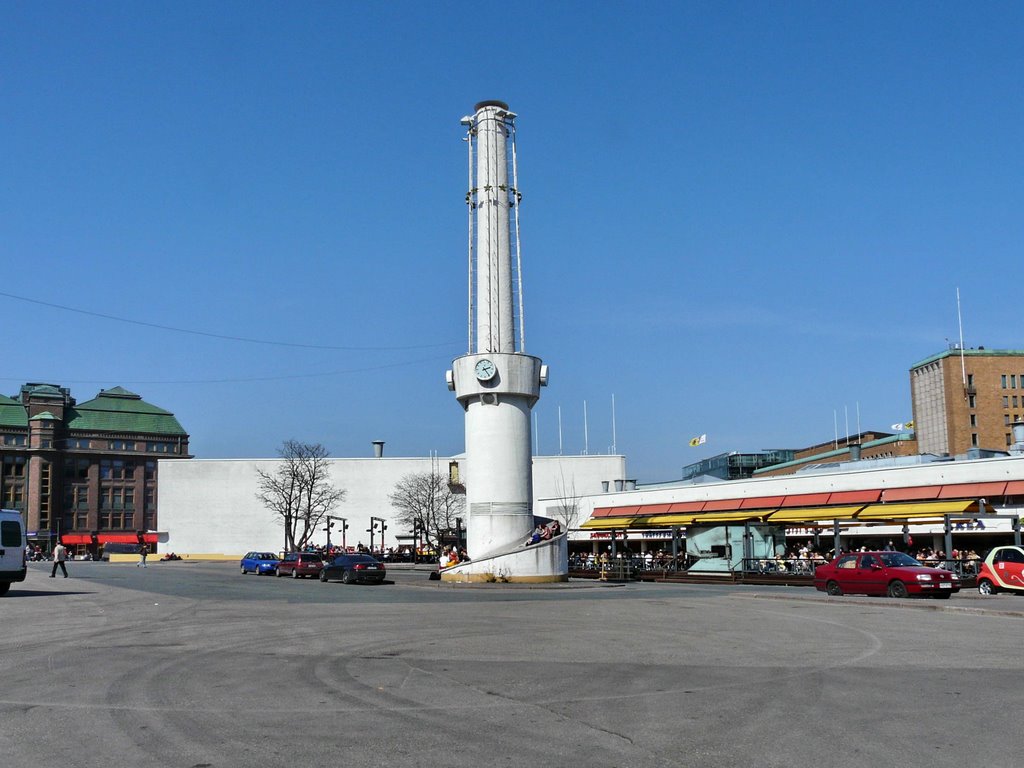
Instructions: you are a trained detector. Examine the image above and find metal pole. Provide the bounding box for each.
[833,520,841,557]
[943,516,952,563]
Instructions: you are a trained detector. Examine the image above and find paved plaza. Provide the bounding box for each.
[2,561,1022,768]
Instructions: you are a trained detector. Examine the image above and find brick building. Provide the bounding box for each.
[0,383,190,555]
[911,348,1024,456]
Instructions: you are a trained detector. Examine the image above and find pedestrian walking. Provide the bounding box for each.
[50,542,69,578]
[137,544,148,568]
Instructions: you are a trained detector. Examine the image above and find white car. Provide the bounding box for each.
[0,509,27,596]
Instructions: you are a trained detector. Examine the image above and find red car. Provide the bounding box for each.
[275,552,324,579]
[814,551,960,599]
[976,545,1024,595]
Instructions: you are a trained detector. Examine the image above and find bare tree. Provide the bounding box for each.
[256,440,346,551]
[550,464,582,531]
[388,469,465,553]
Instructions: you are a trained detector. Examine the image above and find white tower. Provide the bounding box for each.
[444,101,566,583]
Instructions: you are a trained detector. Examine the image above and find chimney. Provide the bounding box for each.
[372,440,385,458]
[624,479,637,491]
[601,481,609,493]
[1011,420,1024,454]
[848,443,862,461]
[614,479,624,492]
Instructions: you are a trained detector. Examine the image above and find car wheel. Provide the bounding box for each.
[275,568,282,577]
[825,580,843,596]
[0,582,11,596]
[241,565,247,574]
[319,570,328,582]
[887,580,909,598]
[341,570,353,585]
[292,568,299,579]
[978,578,997,595]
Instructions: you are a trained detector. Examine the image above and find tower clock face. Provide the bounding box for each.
[474,358,497,381]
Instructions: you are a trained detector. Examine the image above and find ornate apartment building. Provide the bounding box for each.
[0,383,190,554]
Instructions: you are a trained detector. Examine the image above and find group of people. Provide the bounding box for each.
[440,546,469,568]
[524,520,561,546]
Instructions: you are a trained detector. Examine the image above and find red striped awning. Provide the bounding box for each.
[141,533,159,544]
[882,485,942,501]
[97,533,140,544]
[61,534,94,545]
[828,489,882,503]
[937,482,1007,499]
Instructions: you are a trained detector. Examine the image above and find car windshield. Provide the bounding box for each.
[879,552,922,568]
[259,553,277,560]
[302,554,323,561]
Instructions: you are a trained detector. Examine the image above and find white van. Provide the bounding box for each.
[0,509,27,596]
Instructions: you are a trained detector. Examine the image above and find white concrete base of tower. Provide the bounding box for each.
[441,535,568,583]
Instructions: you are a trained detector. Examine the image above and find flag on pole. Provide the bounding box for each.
[890,423,904,431]
[688,433,707,447]
[891,421,914,431]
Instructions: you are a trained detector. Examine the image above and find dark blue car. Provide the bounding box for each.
[240,551,280,575]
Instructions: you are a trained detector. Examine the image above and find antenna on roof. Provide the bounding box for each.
[956,287,967,390]
[611,394,617,454]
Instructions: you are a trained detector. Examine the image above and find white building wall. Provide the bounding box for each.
[159,454,625,557]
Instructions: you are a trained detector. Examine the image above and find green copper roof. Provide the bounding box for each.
[66,387,187,436]
[0,395,27,428]
[29,411,58,421]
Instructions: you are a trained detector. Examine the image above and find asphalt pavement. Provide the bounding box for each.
[1,560,1021,768]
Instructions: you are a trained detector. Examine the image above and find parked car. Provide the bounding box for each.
[275,552,324,579]
[0,508,27,597]
[240,551,280,575]
[976,545,1024,595]
[319,553,386,584]
[813,551,960,598]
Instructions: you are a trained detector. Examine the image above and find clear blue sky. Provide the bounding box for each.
[3,2,1022,481]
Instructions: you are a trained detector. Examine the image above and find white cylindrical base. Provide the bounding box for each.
[442,535,568,583]
[464,393,534,557]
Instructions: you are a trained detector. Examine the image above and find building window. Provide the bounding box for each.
[970,414,977,427]
[3,456,26,477]
[39,462,51,530]
[109,440,135,451]
[967,373,974,387]
[1004,396,1010,408]
[100,459,134,481]
[66,438,91,449]
[2,434,27,446]
[969,394,977,409]
[971,433,979,447]
[1013,375,1018,389]
[144,461,156,481]
[1002,375,1008,388]
[1015,396,1020,408]
[63,458,90,481]
[146,442,174,454]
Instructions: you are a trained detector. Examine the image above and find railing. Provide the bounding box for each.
[568,554,700,575]
[741,557,823,576]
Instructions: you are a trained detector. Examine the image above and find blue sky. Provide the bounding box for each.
[3,2,1022,481]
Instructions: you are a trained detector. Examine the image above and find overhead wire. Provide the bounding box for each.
[0,290,458,351]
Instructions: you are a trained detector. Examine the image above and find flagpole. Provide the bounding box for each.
[957,287,967,390]
[583,400,589,456]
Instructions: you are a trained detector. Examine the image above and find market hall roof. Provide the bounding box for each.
[0,394,28,428]
[66,387,188,436]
